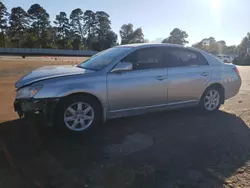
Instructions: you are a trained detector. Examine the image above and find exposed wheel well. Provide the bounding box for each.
[205,83,225,104]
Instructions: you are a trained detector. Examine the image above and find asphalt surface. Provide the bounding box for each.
[0,66,249,188]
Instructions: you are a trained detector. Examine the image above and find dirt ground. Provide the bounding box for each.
[0,56,250,188]
[0,56,88,122]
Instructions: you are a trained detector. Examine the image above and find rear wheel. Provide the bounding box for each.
[54,95,102,133]
[199,87,222,112]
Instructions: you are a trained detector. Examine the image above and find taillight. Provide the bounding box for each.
[233,66,240,75]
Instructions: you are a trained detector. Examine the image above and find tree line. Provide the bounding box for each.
[0,1,249,55]
[1,3,119,51]
[162,28,248,56]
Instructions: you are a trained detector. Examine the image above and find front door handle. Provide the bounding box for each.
[201,72,209,77]
[156,76,166,81]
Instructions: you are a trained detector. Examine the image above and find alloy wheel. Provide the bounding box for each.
[204,89,220,111]
[63,102,94,131]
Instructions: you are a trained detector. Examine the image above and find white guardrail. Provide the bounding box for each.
[0,48,97,57]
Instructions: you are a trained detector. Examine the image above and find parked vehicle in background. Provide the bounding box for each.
[14,44,242,133]
[233,56,250,65]
[217,54,234,63]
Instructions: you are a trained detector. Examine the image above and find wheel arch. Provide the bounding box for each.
[57,92,106,122]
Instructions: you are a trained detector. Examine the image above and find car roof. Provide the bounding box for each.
[118,43,187,49]
[117,43,203,53]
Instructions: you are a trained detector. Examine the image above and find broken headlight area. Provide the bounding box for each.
[14,98,59,119]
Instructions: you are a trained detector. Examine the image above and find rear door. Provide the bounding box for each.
[164,47,210,104]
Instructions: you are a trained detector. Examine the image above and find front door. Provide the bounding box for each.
[164,47,210,104]
[107,47,167,113]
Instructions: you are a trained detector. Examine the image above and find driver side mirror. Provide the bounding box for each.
[111,62,133,73]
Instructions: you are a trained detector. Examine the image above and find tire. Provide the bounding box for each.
[54,95,102,133]
[199,87,222,113]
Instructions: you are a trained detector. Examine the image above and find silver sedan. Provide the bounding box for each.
[14,44,242,133]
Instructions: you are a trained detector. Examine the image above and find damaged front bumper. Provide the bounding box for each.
[14,98,59,122]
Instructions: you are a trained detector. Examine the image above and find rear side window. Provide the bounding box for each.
[122,47,164,70]
[164,48,208,67]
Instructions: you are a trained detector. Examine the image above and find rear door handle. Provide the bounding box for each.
[201,72,209,77]
[156,76,166,81]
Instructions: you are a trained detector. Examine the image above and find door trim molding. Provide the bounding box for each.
[109,100,197,113]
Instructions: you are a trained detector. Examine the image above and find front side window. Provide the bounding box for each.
[164,48,208,67]
[78,47,131,71]
[122,47,164,70]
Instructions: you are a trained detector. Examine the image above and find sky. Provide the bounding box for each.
[3,0,250,46]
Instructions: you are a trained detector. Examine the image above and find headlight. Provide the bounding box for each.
[16,85,43,99]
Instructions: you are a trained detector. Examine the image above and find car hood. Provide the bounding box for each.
[15,65,94,88]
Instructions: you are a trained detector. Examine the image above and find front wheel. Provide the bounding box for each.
[54,95,102,133]
[199,87,222,112]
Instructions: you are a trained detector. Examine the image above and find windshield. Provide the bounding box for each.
[78,47,131,71]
